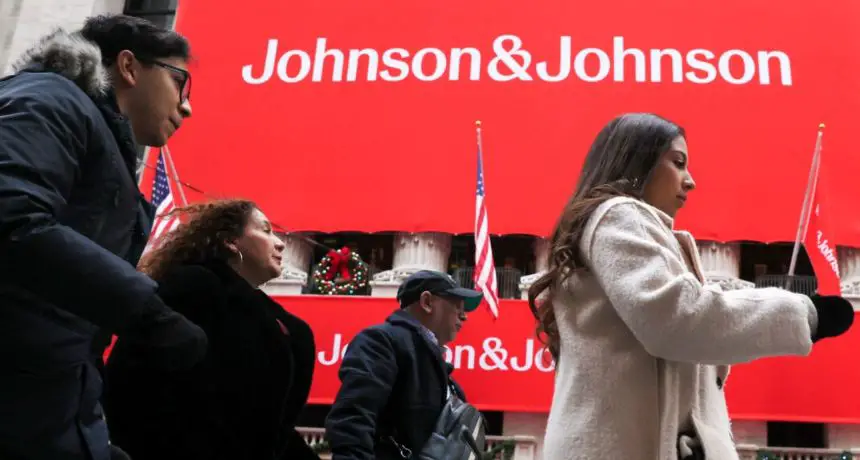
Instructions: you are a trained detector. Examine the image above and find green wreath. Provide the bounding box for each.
[311,247,369,295]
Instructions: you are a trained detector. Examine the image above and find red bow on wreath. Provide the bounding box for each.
[325,247,353,282]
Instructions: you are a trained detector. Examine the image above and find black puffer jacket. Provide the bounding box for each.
[0,30,204,460]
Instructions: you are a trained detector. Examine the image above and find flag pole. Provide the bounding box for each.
[475,120,483,160]
[162,145,190,207]
[474,119,483,245]
[137,146,152,187]
[475,119,484,236]
[786,123,826,286]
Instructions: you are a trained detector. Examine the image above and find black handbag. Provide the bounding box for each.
[385,382,486,459]
[415,389,486,460]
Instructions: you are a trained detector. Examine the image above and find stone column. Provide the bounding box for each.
[697,241,754,290]
[827,246,860,448]
[0,0,23,74]
[731,421,767,447]
[828,423,860,450]
[2,0,125,75]
[369,232,452,298]
[519,238,550,300]
[838,246,860,309]
[262,233,313,296]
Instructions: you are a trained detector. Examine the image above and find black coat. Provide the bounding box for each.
[324,310,466,460]
[0,31,164,460]
[104,261,319,460]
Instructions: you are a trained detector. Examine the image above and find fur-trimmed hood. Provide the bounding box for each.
[10,28,109,97]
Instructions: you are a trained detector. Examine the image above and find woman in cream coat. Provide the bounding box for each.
[529,113,854,460]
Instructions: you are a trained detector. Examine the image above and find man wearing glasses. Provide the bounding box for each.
[325,270,482,460]
[0,14,204,460]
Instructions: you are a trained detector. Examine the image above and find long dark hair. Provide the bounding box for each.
[138,199,258,281]
[528,113,685,361]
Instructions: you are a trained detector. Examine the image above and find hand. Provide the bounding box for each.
[121,295,208,370]
[809,295,855,342]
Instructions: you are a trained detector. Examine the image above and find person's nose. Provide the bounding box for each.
[683,172,696,191]
[179,100,192,118]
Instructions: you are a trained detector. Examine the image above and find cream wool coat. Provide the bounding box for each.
[542,197,818,460]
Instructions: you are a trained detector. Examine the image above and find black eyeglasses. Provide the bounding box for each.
[152,61,192,103]
[431,293,467,314]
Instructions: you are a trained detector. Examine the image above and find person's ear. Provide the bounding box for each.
[224,240,240,256]
[115,50,140,87]
[419,291,434,314]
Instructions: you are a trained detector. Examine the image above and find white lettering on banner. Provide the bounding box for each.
[347,48,379,81]
[241,34,793,86]
[817,230,841,276]
[318,333,350,366]
[412,48,448,81]
[317,334,556,373]
[487,35,533,81]
[686,49,717,83]
[380,48,410,82]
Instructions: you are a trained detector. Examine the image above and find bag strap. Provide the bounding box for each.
[385,435,413,459]
[459,426,483,457]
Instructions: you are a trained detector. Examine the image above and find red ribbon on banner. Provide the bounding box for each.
[324,247,353,282]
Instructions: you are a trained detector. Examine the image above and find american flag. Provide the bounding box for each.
[473,124,500,318]
[142,150,181,254]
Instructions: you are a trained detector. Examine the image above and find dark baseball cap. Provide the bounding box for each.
[396,270,483,312]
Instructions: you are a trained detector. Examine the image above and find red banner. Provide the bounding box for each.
[286,296,554,412]
[170,0,860,246]
[280,295,860,422]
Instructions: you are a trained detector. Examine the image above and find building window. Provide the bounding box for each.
[767,421,826,448]
[449,234,535,300]
[306,232,396,296]
[123,0,178,34]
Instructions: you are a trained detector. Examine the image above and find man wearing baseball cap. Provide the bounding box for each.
[325,270,482,460]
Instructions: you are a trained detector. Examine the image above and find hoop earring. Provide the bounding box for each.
[237,250,244,265]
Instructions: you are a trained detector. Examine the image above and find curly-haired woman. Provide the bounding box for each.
[530,113,855,460]
[103,199,319,460]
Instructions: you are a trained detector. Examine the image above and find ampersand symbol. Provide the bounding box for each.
[479,337,509,371]
[488,35,533,81]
